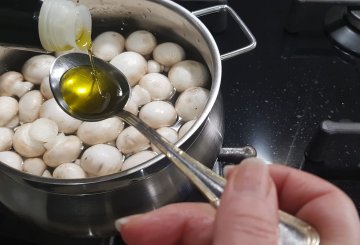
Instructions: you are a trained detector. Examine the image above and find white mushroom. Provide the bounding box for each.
[110,51,147,86]
[77,117,124,145]
[139,101,177,129]
[53,162,86,179]
[5,116,19,129]
[40,76,54,99]
[125,30,157,56]
[0,151,22,170]
[121,150,157,171]
[80,144,123,176]
[131,85,151,106]
[151,127,178,154]
[139,73,174,100]
[40,98,82,134]
[153,42,185,67]
[92,31,125,61]
[13,123,45,158]
[175,87,209,122]
[178,119,196,139]
[22,158,47,176]
[0,71,33,97]
[116,126,150,155]
[29,118,59,143]
[43,133,83,167]
[19,90,44,123]
[21,55,56,84]
[0,127,14,151]
[41,169,52,178]
[0,96,18,126]
[168,60,209,92]
[147,60,163,73]
[123,99,139,116]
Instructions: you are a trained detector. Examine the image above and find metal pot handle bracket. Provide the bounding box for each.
[192,5,257,61]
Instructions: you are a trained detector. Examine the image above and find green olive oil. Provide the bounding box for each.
[60,65,120,115]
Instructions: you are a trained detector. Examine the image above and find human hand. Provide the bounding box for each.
[115,158,360,245]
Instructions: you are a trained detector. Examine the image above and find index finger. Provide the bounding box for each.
[269,164,360,245]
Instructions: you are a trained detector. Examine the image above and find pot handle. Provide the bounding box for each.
[192,5,257,61]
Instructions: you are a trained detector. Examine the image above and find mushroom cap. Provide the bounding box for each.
[123,98,139,116]
[42,169,52,178]
[139,73,174,101]
[121,150,157,171]
[13,123,46,158]
[29,118,59,143]
[21,55,55,84]
[151,127,178,154]
[93,31,125,61]
[53,162,86,179]
[40,76,54,99]
[178,119,196,139]
[125,30,157,56]
[0,71,33,97]
[43,134,83,167]
[19,90,44,123]
[153,42,185,67]
[0,151,22,170]
[175,87,209,122]
[0,96,18,126]
[110,51,147,86]
[168,60,209,92]
[80,144,123,176]
[22,158,47,176]
[147,60,163,73]
[5,116,20,129]
[0,127,14,151]
[77,117,124,145]
[139,101,177,129]
[131,85,151,106]
[116,126,150,155]
[40,98,82,134]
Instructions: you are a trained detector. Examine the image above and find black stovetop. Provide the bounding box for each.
[1,0,360,244]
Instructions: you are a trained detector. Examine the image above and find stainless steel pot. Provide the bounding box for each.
[0,0,256,237]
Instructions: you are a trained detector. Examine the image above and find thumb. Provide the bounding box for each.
[214,158,279,245]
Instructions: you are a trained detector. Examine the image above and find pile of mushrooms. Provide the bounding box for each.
[0,30,210,179]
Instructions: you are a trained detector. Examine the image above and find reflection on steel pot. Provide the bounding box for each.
[0,0,256,237]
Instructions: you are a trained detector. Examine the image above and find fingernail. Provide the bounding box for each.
[232,158,270,197]
[114,214,142,232]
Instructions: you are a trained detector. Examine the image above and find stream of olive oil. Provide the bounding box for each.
[60,29,117,115]
[76,28,102,95]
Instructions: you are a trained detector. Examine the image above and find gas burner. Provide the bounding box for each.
[325,6,360,57]
[303,120,360,179]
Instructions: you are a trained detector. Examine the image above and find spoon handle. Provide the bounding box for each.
[119,110,320,245]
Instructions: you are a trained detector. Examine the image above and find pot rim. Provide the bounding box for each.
[0,0,222,186]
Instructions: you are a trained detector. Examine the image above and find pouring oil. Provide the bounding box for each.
[75,28,106,98]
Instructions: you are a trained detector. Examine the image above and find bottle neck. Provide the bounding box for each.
[0,0,44,51]
[0,0,92,53]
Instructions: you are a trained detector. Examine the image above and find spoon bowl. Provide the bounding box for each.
[49,52,130,121]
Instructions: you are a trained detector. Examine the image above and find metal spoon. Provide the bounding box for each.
[49,53,319,245]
